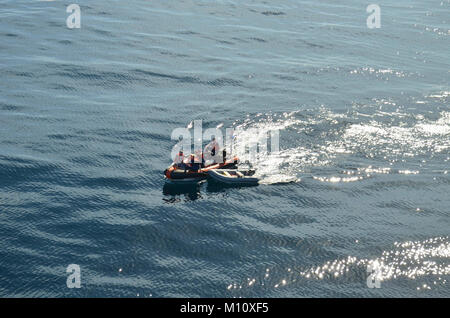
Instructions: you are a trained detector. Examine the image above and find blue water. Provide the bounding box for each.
[0,0,449,297]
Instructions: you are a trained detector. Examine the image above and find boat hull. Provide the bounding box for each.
[164,156,238,182]
[207,169,259,185]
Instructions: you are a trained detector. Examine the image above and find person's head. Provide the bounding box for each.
[211,136,215,142]
[179,150,183,155]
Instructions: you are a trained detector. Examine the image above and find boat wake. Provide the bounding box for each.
[231,95,450,185]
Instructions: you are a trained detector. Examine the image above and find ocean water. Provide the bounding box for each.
[0,0,449,297]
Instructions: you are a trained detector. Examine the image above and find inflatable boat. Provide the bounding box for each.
[164,156,239,183]
[208,169,259,185]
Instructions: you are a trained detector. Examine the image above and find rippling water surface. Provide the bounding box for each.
[0,0,449,297]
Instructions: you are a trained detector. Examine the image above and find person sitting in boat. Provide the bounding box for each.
[204,136,220,164]
[201,152,206,168]
[188,153,201,171]
[174,150,185,169]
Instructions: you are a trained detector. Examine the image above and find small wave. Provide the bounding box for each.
[133,69,243,87]
[261,11,286,16]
